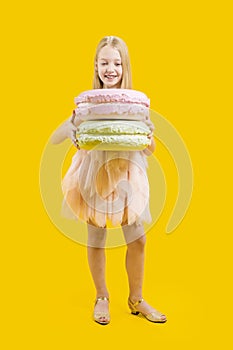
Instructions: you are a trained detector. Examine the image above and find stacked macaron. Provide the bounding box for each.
[74,89,152,151]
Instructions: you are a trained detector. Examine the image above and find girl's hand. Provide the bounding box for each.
[147,130,154,140]
[70,110,83,128]
[143,118,156,155]
[69,110,82,148]
[143,136,156,155]
[145,117,155,142]
[144,118,155,135]
[50,111,82,146]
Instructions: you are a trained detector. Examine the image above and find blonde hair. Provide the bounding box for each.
[93,36,132,89]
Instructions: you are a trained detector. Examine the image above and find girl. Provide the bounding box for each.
[51,36,166,325]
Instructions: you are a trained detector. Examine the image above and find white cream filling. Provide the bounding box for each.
[78,134,150,146]
[77,120,150,135]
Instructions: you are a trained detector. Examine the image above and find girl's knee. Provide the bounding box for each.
[87,223,107,248]
[128,234,146,249]
[123,222,146,246]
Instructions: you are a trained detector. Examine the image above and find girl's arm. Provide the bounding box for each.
[50,111,82,145]
[143,118,155,156]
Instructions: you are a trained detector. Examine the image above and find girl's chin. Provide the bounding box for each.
[103,81,121,89]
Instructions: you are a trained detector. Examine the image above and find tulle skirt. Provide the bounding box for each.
[61,150,152,227]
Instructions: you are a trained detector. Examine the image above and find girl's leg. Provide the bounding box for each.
[122,223,166,320]
[122,222,145,300]
[87,223,110,323]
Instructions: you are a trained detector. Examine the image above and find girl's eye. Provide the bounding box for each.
[101,63,107,66]
[115,63,122,66]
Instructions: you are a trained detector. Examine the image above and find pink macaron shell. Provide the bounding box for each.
[75,103,149,117]
[74,89,150,107]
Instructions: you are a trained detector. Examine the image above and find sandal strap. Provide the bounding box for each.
[95,296,109,304]
[129,298,144,307]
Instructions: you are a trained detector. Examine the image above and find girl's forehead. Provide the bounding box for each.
[98,45,121,60]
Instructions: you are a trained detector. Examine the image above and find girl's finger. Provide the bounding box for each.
[71,110,76,124]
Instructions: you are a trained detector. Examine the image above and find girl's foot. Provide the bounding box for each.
[128,297,167,323]
[93,297,110,325]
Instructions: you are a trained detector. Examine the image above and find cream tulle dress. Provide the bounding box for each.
[61,149,152,227]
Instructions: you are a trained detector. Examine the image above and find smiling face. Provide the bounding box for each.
[96,45,123,89]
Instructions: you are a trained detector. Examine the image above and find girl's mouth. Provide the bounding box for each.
[105,75,117,79]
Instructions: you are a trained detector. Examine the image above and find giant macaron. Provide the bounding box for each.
[74,89,152,151]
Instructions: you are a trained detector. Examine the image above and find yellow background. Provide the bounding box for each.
[1,0,232,348]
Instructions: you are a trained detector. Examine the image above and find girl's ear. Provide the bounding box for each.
[95,61,98,72]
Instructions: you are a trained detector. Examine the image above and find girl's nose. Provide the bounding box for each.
[106,63,114,72]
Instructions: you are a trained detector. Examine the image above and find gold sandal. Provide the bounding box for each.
[128,298,167,323]
[93,297,110,325]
